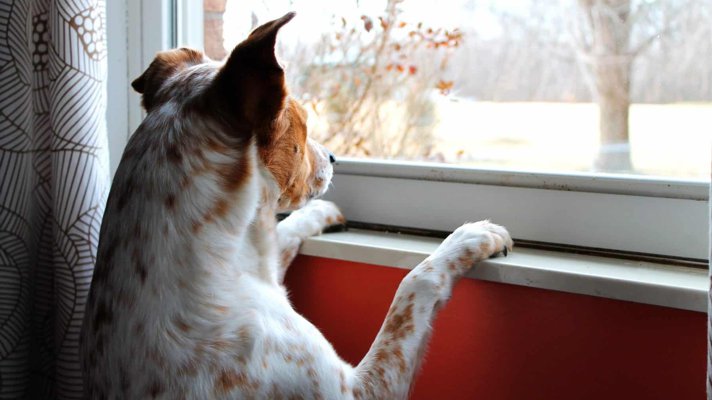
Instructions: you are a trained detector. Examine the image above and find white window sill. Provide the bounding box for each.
[299,229,708,313]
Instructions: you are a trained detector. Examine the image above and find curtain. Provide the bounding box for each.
[0,0,108,398]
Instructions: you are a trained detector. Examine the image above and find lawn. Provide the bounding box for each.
[433,100,711,179]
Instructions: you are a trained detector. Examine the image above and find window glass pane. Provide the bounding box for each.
[203,0,711,180]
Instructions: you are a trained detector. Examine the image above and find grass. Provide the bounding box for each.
[432,100,711,179]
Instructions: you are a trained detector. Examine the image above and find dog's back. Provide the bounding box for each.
[81,14,346,398]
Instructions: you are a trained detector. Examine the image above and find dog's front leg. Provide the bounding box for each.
[276,199,344,282]
[352,221,512,400]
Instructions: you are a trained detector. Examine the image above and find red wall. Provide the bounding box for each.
[285,255,706,400]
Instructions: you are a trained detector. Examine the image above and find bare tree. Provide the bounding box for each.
[571,0,682,172]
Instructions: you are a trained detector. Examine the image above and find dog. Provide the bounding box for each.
[81,12,512,399]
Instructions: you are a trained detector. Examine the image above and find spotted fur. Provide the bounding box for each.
[80,12,512,399]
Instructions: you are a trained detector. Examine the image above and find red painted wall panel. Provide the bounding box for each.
[284,255,706,400]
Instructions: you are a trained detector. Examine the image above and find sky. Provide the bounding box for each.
[221,0,520,49]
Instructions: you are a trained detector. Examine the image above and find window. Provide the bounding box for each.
[205,0,710,180]
[108,0,710,263]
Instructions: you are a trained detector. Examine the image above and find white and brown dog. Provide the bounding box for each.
[81,13,512,399]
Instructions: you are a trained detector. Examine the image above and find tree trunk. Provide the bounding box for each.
[577,0,634,172]
[592,58,632,172]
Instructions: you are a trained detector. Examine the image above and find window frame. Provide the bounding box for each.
[106,0,202,176]
[325,158,708,261]
[107,1,710,262]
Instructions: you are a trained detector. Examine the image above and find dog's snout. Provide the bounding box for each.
[328,152,336,164]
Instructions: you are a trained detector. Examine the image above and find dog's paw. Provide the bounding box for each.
[430,220,512,274]
[289,199,345,237]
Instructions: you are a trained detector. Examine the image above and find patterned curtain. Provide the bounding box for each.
[0,0,108,398]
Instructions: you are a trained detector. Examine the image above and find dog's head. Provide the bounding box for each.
[131,12,334,212]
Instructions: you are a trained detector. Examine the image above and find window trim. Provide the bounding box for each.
[107,0,177,177]
[174,0,204,50]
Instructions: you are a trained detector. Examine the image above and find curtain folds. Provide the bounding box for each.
[0,0,108,398]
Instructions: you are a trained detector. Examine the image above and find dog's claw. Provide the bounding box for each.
[503,247,508,257]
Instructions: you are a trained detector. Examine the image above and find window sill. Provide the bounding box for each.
[299,229,707,313]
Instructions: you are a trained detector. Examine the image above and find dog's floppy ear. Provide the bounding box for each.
[132,48,204,111]
[214,12,295,144]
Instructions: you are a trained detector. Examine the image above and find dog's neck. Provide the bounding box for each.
[241,165,284,284]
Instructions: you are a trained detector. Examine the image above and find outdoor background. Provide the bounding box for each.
[203,0,711,179]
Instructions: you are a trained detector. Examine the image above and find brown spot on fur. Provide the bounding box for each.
[462,248,475,263]
[165,193,176,209]
[384,302,414,341]
[92,301,112,332]
[147,380,164,398]
[210,339,230,350]
[167,143,182,164]
[115,177,136,211]
[215,370,257,394]
[194,343,206,360]
[175,317,190,332]
[192,220,203,234]
[392,346,407,373]
[131,248,148,283]
[99,236,118,268]
[340,370,348,394]
[148,347,166,368]
[213,197,230,218]
[135,262,148,283]
[215,154,251,193]
[133,321,144,335]
[180,175,191,189]
[375,348,390,363]
[180,357,199,377]
[281,248,297,269]
[269,383,284,400]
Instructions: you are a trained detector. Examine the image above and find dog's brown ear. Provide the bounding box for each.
[214,12,296,144]
[132,48,204,111]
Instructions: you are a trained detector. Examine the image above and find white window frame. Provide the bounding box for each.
[106,0,202,176]
[106,1,710,262]
[324,159,709,261]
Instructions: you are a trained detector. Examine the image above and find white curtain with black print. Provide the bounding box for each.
[0,0,108,398]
